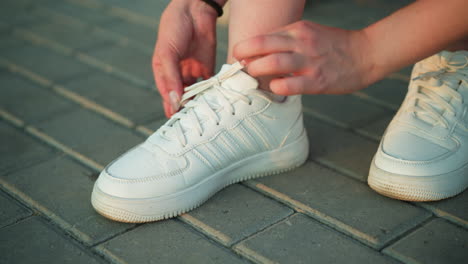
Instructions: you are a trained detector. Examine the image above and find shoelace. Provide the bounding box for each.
[407,54,468,128]
[159,62,252,146]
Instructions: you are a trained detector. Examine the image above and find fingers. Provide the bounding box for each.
[233,34,294,61]
[245,52,305,77]
[153,48,183,117]
[270,73,325,96]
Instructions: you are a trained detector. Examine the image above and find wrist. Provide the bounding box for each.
[353,28,382,87]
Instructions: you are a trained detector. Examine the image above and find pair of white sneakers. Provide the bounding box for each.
[91,51,468,223]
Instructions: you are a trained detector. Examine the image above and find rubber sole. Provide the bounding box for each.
[91,129,309,223]
[368,157,468,202]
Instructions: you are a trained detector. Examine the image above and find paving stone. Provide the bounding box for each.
[143,118,167,132]
[303,0,411,29]
[421,190,468,228]
[358,114,394,139]
[0,2,47,26]
[236,213,397,264]
[0,216,101,264]
[2,43,92,82]
[26,19,115,51]
[0,122,56,175]
[101,19,157,47]
[1,156,134,244]
[101,0,166,19]
[35,108,143,165]
[62,72,164,124]
[303,94,389,127]
[97,219,247,264]
[0,71,75,124]
[304,116,379,180]
[256,162,431,248]
[384,218,468,264]
[189,184,293,245]
[44,1,115,24]
[87,44,153,85]
[0,190,31,228]
[363,78,408,108]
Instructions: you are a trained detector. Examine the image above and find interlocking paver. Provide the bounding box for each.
[255,162,431,248]
[0,1,47,26]
[143,118,167,133]
[303,94,389,128]
[87,44,153,85]
[26,19,115,51]
[0,71,75,124]
[188,184,293,245]
[362,78,408,108]
[2,43,92,82]
[235,213,397,264]
[304,116,379,180]
[0,216,102,264]
[384,218,468,264]
[0,190,31,229]
[0,121,56,174]
[61,72,164,124]
[420,191,468,228]
[1,156,134,245]
[43,1,115,24]
[357,114,394,140]
[100,19,157,47]
[97,219,247,264]
[97,0,166,19]
[35,108,143,165]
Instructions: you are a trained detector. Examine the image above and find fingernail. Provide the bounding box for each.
[169,90,180,113]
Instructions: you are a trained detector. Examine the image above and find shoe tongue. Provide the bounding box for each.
[218,64,259,92]
[439,50,468,67]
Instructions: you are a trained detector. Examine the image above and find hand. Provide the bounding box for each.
[233,21,374,95]
[153,0,218,117]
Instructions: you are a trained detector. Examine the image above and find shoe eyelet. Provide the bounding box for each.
[216,122,220,126]
[231,112,235,116]
[248,101,253,106]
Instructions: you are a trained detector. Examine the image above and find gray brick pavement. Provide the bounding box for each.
[0,190,32,229]
[1,0,467,263]
[236,213,397,264]
[187,184,294,246]
[384,218,468,263]
[1,156,134,245]
[0,71,75,124]
[35,108,144,165]
[97,219,247,264]
[0,121,56,175]
[255,162,431,248]
[0,216,103,264]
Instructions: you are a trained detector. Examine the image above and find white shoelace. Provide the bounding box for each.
[407,54,468,128]
[159,62,252,146]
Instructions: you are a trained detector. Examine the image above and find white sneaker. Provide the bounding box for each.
[91,62,309,222]
[368,51,468,201]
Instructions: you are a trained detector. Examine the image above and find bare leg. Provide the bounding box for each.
[227,0,305,90]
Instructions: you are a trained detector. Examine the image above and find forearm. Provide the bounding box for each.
[364,0,468,84]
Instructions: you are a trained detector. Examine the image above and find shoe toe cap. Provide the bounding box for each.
[94,143,187,199]
[382,131,448,161]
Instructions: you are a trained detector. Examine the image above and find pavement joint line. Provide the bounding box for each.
[179,214,233,246]
[416,203,467,229]
[0,178,98,245]
[9,24,154,90]
[93,245,129,264]
[63,0,227,51]
[314,157,366,182]
[244,180,382,248]
[26,126,105,172]
[0,109,268,261]
[0,58,136,129]
[0,109,25,127]
[52,84,135,128]
[352,91,400,112]
[380,215,435,255]
[232,243,277,264]
[0,214,35,230]
[36,6,154,54]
